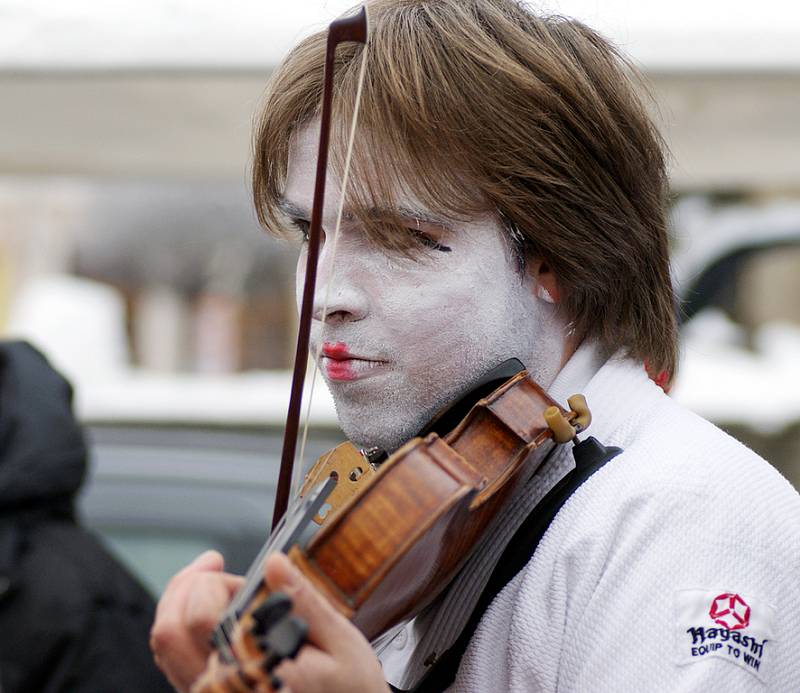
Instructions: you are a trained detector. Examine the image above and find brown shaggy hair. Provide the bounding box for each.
[253,0,678,377]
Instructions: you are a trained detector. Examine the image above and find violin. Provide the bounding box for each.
[190,7,591,692]
[194,361,591,692]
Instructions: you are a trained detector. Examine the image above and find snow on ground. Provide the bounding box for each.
[672,311,800,435]
[4,273,338,426]
[72,368,339,426]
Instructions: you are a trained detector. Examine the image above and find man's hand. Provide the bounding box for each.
[264,553,390,693]
[150,550,390,693]
[150,550,244,693]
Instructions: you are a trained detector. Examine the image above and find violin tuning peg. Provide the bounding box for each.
[544,406,575,444]
[545,395,592,443]
[567,394,591,432]
[250,592,293,636]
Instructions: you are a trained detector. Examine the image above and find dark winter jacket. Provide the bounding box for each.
[0,341,173,693]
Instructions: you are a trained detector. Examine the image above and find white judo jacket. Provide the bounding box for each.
[381,348,800,692]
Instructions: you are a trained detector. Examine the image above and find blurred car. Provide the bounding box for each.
[671,198,800,489]
[74,372,342,597]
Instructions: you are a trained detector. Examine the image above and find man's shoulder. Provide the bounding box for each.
[463,360,800,690]
[611,394,795,509]
[516,356,800,606]
[562,399,798,541]
[578,357,798,525]
[510,401,799,625]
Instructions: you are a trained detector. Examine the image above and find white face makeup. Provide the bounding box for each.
[283,122,568,452]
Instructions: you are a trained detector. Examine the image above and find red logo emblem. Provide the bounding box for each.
[709,593,751,630]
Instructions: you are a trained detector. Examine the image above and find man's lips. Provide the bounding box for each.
[319,342,388,381]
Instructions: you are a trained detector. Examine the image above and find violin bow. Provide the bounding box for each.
[271,6,368,530]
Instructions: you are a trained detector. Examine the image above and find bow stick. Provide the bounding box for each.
[271,6,368,530]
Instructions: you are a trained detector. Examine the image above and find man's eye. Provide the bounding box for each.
[412,230,451,253]
[290,218,311,242]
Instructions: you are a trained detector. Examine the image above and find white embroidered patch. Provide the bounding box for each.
[675,589,776,682]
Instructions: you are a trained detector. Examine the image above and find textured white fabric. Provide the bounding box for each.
[451,355,800,692]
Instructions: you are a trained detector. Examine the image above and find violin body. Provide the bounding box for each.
[193,370,575,692]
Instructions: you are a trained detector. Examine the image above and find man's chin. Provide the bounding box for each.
[333,399,429,455]
[328,369,461,453]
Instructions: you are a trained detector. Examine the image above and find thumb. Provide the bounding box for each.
[186,551,243,595]
[263,552,355,655]
[190,550,225,572]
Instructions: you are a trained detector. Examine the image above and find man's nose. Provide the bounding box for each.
[312,247,369,324]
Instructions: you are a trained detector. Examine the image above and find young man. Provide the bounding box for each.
[151,1,800,691]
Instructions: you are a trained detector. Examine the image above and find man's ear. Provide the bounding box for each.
[529,258,561,304]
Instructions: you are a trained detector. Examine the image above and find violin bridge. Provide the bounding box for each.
[300,442,378,526]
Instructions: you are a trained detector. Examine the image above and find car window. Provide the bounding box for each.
[96,527,218,596]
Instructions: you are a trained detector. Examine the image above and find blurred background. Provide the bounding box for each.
[0,0,798,597]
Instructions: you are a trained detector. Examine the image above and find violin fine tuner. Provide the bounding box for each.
[298,443,379,526]
[360,446,388,466]
[544,394,591,444]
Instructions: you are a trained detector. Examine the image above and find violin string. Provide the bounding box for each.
[225,494,296,622]
[217,493,300,649]
[293,38,370,499]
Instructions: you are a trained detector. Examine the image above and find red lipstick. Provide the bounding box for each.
[322,342,352,360]
[322,342,356,380]
[319,342,386,382]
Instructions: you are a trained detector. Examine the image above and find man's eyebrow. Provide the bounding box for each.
[276,198,311,220]
[390,206,454,231]
[276,197,453,231]
[277,197,355,222]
